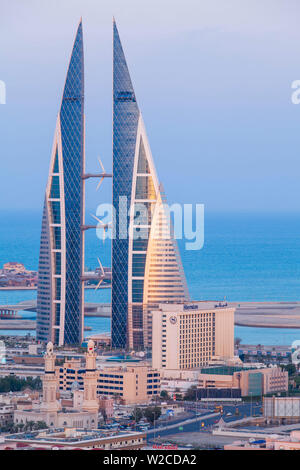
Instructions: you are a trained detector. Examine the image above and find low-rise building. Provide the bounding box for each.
[56,359,160,405]
[233,367,288,397]
[86,334,111,348]
[98,397,114,419]
[264,396,300,423]
[13,355,44,366]
[159,365,287,398]
[236,344,292,365]
[0,404,14,428]
[97,366,160,404]
[0,364,44,379]
[224,430,300,451]
[261,367,289,394]
[160,378,198,395]
[3,262,26,273]
[0,263,37,288]
[57,358,85,390]
[199,365,287,397]
[4,427,146,450]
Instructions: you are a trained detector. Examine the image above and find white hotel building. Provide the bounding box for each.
[152,302,235,370]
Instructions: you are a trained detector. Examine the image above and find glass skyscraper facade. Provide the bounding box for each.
[112,21,189,350]
[112,21,139,349]
[37,21,85,346]
[36,18,187,350]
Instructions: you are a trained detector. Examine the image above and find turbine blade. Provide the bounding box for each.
[97,257,105,276]
[95,278,103,291]
[91,213,104,226]
[98,157,105,172]
[96,176,104,191]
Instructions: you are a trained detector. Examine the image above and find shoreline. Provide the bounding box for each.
[0,285,110,291]
[235,322,300,329]
[1,298,300,330]
[231,301,300,329]
[0,286,36,291]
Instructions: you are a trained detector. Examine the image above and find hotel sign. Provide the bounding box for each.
[183,304,198,310]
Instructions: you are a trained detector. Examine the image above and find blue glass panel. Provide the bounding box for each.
[50,175,60,199]
[53,148,59,173]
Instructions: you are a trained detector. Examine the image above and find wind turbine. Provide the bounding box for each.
[91,214,112,244]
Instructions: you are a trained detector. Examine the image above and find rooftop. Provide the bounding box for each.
[6,427,145,445]
[156,301,234,312]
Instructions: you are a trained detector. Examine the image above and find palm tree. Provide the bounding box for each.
[24,420,35,431]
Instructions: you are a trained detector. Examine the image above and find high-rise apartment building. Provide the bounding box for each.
[152,302,235,370]
[112,20,189,351]
[37,21,85,346]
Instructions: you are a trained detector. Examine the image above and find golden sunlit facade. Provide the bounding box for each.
[127,116,189,350]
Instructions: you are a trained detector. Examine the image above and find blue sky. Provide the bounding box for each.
[1,0,300,213]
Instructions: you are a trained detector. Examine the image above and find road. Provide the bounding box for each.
[146,402,262,446]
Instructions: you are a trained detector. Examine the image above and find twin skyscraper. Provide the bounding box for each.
[36,19,189,350]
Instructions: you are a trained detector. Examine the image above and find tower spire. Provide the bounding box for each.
[113,20,136,100]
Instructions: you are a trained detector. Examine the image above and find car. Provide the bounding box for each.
[226,412,232,416]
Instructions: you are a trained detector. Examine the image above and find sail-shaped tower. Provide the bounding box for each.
[36,20,85,346]
[112,20,189,350]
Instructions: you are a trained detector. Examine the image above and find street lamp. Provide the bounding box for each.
[250,392,253,418]
[196,387,200,432]
[153,411,156,442]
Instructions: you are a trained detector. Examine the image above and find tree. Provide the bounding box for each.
[160,390,170,400]
[281,363,296,377]
[184,385,198,401]
[34,421,47,430]
[143,406,161,424]
[101,409,108,423]
[0,376,42,393]
[16,423,24,432]
[131,407,143,423]
[24,421,36,431]
[235,337,242,347]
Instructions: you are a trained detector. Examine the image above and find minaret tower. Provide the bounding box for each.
[41,342,60,413]
[82,340,99,413]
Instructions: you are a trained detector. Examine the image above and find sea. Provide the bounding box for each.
[1,209,300,346]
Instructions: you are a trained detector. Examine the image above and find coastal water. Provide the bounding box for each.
[1,210,300,345]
